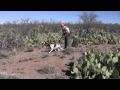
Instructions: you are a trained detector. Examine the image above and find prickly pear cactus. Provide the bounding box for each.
[72,35,79,47]
[78,29,119,45]
[71,49,120,79]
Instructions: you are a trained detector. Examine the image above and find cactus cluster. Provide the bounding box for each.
[71,49,120,79]
[24,32,63,48]
[79,29,118,45]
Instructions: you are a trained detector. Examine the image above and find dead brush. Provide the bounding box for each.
[51,73,68,79]
[19,57,34,62]
[60,55,66,59]
[24,46,34,52]
[41,54,49,59]
[37,65,55,74]
[0,72,20,79]
[0,53,9,59]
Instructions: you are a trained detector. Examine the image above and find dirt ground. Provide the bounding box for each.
[0,44,120,79]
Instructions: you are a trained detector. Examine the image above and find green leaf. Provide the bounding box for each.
[73,67,79,74]
[112,69,119,78]
[90,57,94,63]
[87,71,89,76]
[71,71,74,74]
[92,74,96,79]
[97,68,101,73]
[89,76,92,79]
[105,70,110,78]
[102,75,106,79]
[118,52,120,56]
[76,76,80,79]
[87,61,90,68]
[109,61,114,68]
[107,59,111,64]
[84,52,87,56]
[102,66,107,72]
[74,61,78,66]
[83,66,88,72]
[97,63,101,68]
[112,57,118,63]
[110,53,113,59]
[110,69,113,74]
[95,59,98,64]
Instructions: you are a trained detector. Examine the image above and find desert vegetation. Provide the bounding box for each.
[0,12,120,79]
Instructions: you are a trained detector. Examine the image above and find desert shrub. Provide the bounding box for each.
[0,18,119,50]
[51,73,68,79]
[37,65,55,74]
[0,72,20,79]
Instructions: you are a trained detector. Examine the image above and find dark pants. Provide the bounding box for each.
[64,36,69,49]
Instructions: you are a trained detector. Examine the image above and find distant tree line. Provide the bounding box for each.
[0,11,120,34]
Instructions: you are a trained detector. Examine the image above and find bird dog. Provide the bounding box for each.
[49,44,64,54]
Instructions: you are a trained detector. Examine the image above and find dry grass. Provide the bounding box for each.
[19,57,34,62]
[0,72,20,79]
[37,65,56,74]
[51,73,68,79]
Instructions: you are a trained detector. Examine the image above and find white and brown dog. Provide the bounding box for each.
[49,44,64,54]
